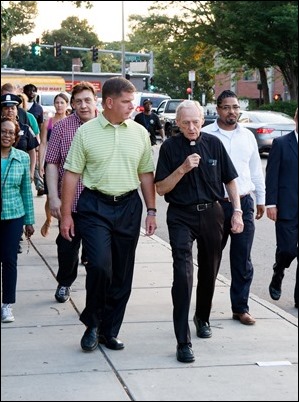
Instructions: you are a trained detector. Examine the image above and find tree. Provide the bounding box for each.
[129,1,298,102]
[172,1,298,101]
[1,1,94,61]
[5,15,123,73]
[1,1,38,59]
[128,9,215,100]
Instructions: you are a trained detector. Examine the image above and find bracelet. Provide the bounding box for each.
[234,208,243,214]
[147,208,157,212]
[147,211,156,216]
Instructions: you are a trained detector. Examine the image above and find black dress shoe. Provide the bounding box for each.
[176,343,195,363]
[99,335,124,350]
[81,327,99,352]
[193,315,212,338]
[269,271,284,300]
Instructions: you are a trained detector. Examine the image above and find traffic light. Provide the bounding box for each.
[149,76,155,91]
[143,77,149,90]
[31,38,41,56]
[54,42,62,58]
[273,93,282,102]
[92,46,99,62]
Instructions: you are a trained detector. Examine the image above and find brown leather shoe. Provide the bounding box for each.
[233,312,256,325]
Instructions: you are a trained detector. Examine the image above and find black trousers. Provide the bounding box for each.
[56,212,82,287]
[275,217,298,304]
[167,202,224,344]
[77,188,142,338]
[0,217,24,304]
[220,194,255,314]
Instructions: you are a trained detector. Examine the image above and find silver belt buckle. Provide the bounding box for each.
[113,195,118,202]
[196,203,207,211]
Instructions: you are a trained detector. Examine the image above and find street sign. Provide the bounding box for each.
[126,55,141,62]
[189,70,196,81]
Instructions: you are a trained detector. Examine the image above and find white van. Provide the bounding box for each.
[35,91,71,119]
[131,92,171,119]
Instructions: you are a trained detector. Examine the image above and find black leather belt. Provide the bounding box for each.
[92,189,137,203]
[172,201,217,212]
[222,193,249,202]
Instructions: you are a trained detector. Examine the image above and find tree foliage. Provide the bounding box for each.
[1,1,37,40]
[5,15,123,73]
[129,1,298,101]
[128,5,216,100]
[1,1,94,60]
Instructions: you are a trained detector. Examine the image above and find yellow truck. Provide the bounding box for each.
[1,73,66,93]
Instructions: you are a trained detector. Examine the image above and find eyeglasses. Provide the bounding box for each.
[218,105,240,112]
[1,130,16,137]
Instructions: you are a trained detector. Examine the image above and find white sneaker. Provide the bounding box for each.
[1,304,15,323]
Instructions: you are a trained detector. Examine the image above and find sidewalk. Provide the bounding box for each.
[1,194,298,401]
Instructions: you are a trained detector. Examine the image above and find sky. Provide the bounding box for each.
[12,1,155,45]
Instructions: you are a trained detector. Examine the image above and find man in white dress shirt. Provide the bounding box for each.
[203,90,265,325]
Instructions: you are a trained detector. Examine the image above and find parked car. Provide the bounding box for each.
[203,113,218,128]
[238,110,296,154]
[156,99,186,137]
[156,99,217,137]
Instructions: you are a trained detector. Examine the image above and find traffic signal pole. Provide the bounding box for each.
[38,44,152,61]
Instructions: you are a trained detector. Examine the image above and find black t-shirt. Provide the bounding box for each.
[16,123,39,153]
[154,132,238,205]
[134,112,162,145]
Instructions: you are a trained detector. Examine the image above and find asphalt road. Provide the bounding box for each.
[142,145,298,318]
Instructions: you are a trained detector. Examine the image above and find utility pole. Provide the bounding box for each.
[121,1,126,78]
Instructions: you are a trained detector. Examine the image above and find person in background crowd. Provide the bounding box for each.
[1,94,39,254]
[1,116,35,323]
[18,93,40,138]
[1,94,39,186]
[39,92,69,237]
[60,77,156,353]
[45,82,97,303]
[23,84,44,196]
[155,100,243,363]
[134,98,165,145]
[1,83,30,126]
[203,90,265,326]
[266,108,298,308]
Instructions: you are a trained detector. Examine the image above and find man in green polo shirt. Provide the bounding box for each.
[60,77,157,353]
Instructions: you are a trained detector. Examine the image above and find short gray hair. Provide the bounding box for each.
[176,100,204,120]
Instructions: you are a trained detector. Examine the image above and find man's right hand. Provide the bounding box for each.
[49,197,62,220]
[60,215,75,242]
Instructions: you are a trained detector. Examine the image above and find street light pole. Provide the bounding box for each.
[121,1,126,77]
[72,64,81,89]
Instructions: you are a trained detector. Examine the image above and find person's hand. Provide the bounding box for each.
[183,153,201,173]
[60,215,75,241]
[255,204,265,220]
[39,166,45,177]
[230,212,244,234]
[145,215,157,236]
[266,206,277,221]
[24,224,35,238]
[48,197,62,220]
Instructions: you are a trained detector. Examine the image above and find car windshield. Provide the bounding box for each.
[247,112,294,124]
[140,96,169,109]
[40,94,56,106]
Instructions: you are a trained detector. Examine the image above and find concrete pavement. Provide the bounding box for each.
[1,194,298,401]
